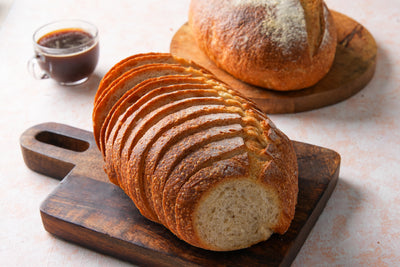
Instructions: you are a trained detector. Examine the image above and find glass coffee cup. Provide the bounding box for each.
[28,20,99,86]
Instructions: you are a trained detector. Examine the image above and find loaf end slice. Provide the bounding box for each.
[194,178,279,251]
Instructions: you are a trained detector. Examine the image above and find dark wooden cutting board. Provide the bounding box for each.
[20,122,340,266]
[170,11,377,114]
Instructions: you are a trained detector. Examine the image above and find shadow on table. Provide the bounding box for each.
[307,41,392,123]
[55,72,103,100]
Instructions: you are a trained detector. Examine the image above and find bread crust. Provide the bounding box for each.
[99,76,205,157]
[94,52,160,104]
[94,63,184,148]
[93,56,212,148]
[188,0,337,91]
[94,53,211,107]
[259,127,298,234]
[95,53,171,106]
[98,64,212,182]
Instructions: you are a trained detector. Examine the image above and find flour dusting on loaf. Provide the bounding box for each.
[93,52,298,251]
[233,0,307,56]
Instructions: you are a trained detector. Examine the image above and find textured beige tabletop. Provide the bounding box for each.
[0,0,399,266]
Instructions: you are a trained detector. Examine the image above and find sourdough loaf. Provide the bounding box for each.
[93,52,298,251]
[188,0,337,91]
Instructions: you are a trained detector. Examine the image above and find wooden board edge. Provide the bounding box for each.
[39,210,198,267]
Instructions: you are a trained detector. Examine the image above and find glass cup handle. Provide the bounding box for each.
[27,55,49,80]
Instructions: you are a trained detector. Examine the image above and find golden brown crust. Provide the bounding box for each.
[259,128,298,234]
[94,53,212,108]
[188,0,337,91]
[98,64,212,182]
[93,55,212,148]
[99,76,208,157]
[94,63,182,148]
[94,52,159,105]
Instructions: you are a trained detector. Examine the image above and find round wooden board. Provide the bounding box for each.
[170,11,377,114]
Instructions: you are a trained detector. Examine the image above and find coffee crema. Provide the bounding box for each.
[38,28,93,49]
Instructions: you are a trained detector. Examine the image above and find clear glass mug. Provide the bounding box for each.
[28,20,99,86]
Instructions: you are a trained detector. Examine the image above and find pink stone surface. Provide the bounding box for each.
[0,0,399,266]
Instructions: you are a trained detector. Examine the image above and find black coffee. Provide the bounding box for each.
[37,28,99,83]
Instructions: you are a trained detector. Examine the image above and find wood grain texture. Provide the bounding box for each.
[170,11,377,114]
[20,122,340,266]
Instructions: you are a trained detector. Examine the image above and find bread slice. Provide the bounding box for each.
[176,155,272,251]
[162,136,246,234]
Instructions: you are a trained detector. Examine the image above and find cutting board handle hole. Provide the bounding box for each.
[35,131,90,152]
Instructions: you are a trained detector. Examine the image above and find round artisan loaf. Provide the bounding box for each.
[188,0,337,91]
[94,52,298,251]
